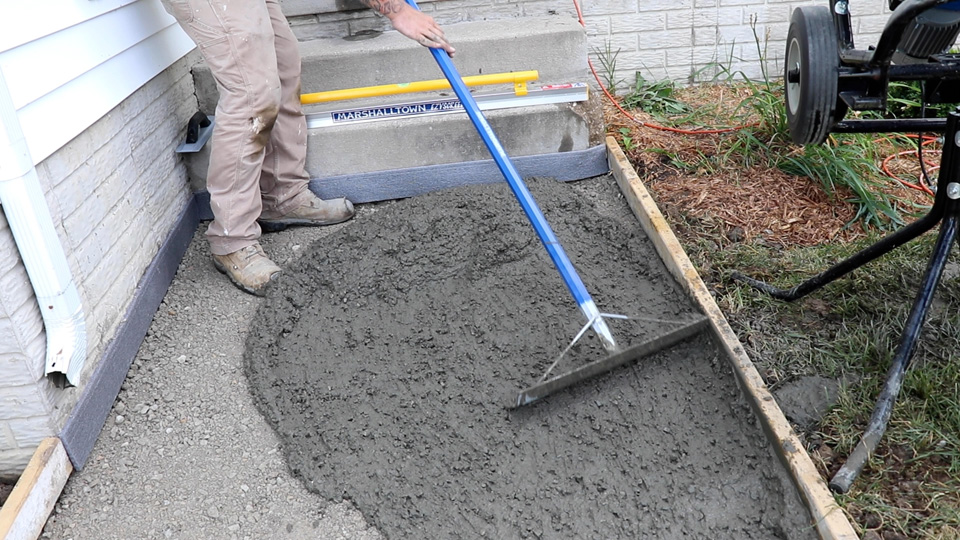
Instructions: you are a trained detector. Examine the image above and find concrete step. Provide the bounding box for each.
[193,16,587,110]
[185,98,599,190]
[186,16,598,191]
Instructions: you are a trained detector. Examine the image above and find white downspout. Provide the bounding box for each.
[0,66,86,388]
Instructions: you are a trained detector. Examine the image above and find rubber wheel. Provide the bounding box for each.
[784,6,845,145]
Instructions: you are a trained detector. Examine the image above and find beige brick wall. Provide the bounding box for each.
[0,213,55,481]
[584,0,889,85]
[0,53,198,478]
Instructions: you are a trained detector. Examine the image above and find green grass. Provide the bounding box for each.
[683,229,960,538]
[778,140,905,229]
[592,41,626,96]
[620,73,690,116]
[887,80,958,119]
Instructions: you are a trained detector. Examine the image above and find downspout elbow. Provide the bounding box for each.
[0,67,87,387]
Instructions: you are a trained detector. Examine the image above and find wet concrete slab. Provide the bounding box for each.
[245,176,818,539]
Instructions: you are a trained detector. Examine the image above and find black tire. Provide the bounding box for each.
[784,6,845,145]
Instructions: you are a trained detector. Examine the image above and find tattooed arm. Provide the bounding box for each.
[359,0,456,55]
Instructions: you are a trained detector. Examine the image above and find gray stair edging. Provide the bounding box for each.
[195,144,607,220]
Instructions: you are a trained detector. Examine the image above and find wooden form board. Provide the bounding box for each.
[606,137,859,540]
[0,438,72,540]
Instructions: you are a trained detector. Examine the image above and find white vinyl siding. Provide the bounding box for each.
[0,0,194,164]
[0,0,195,477]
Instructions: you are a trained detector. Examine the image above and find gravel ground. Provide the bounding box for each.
[42,210,385,540]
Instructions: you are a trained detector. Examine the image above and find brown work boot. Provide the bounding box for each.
[259,194,355,232]
[211,243,281,296]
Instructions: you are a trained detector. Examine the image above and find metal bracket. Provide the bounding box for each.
[175,112,215,153]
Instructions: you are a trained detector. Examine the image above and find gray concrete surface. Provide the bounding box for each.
[41,214,385,540]
[245,178,817,539]
[36,178,820,539]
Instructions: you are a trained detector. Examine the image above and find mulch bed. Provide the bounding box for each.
[604,89,936,248]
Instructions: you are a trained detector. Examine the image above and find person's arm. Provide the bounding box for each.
[359,0,456,56]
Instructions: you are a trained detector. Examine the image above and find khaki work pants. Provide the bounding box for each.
[161,0,313,255]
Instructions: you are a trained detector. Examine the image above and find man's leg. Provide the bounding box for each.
[161,0,282,294]
[257,0,309,215]
[257,0,355,231]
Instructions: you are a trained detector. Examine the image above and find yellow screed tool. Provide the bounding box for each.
[301,70,538,104]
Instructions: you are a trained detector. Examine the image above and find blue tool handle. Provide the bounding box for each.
[403,0,594,309]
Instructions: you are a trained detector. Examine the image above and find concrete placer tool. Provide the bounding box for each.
[404,0,708,407]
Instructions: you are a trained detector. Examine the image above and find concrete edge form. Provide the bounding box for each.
[193,144,609,220]
[59,198,200,470]
[605,137,859,540]
[309,143,608,203]
[0,438,72,540]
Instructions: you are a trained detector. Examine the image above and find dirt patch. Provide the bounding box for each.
[245,177,817,539]
[773,376,843,432]
[0,480,13,506]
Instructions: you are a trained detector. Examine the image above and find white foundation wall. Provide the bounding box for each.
[284,0,891,86]
[0,55,198,478]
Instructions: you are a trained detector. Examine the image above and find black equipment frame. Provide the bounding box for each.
[736,111,960,494]
[830,0,960,115]
[737,0,960,493]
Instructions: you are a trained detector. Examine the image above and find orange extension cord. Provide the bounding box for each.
[879,134,940,195]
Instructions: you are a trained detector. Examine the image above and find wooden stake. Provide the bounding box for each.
[0,438,72,540]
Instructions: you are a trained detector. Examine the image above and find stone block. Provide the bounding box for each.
[0,447,34,481]
[7,416,55,448]
[187,101,592,189]
[281,0,448,18]
[0,384,53,422]
[194,16,588,112]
